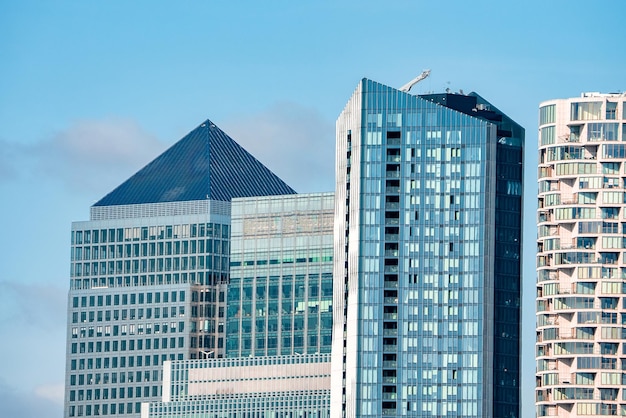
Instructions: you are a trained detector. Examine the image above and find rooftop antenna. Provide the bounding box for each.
[399,69,431,93]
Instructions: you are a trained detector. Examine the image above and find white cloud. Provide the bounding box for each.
[0,281,67,396]
[34,382,64,405]
[0,139,26,183]
[0,281,66,327]
[222,102,335,193]
[0,379,62,418]
[32,118,166,194]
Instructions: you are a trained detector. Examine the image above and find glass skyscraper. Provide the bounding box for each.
[536,93,626,417]
[143,192,335,418]
[331,79,523,417]
[64,120,296,418]
[65,79,525,418]
[227,193,335,357]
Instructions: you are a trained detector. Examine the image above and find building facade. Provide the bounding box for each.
[536,93,626,417]
[64,120,296,418]
[65,79,526,418]
[226,193,335,357]
[143,353,331,418]
[331,79,523,417]
[143,192,335,417]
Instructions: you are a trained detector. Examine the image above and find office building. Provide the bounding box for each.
[64,120,296,418]
[66,77,525,418]
[143,353,331,418]
[331,79,524,417]
[536,93,626,417]
[226,192,334,357]
[143,192,335,417]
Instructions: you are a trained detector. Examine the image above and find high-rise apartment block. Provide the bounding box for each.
[331,79,523,417]
[65,78,525,418]
[536,93,626,417]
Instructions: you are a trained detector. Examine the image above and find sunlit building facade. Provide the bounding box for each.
[226,193,335,357]
[142,192,335,417]
[143,353,331,418]
[331,79,524,417]
[536,93,626,417]
[64,120,296,418]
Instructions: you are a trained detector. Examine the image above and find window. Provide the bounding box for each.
[606,101,617,120]
[540,104,556,125]
[603,143,626,159]
[589,123,619,141]
[571,102,602,121]
[540,126,555,145]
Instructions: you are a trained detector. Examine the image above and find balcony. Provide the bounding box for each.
[384,265,399,273]
[383,343,397,352]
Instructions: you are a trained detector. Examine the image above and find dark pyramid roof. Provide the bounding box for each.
[93,119,296,206]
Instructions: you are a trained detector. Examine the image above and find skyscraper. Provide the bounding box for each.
[144,192,335,418]
[536,93,626,417]
[227,192,335,358]
[331,79,524,417]
[65,78,525,418]
[64,120,296,418]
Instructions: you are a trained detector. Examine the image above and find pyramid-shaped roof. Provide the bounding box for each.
[93,119,296,206]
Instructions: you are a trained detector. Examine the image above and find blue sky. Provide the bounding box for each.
[1,1,624,417]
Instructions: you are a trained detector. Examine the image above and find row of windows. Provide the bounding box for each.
[567,101,626,122]
[71,308,185,323]
[72,321,185,338]
[538,403,626,417]
[70,386,159,402]
[540,326,626,341]
[70,319,183,337]
[72,223,229,245]
[229,282,333,301]
[149,397,330,416]
[70,354,167,371]
[542,191,626,207]
[72,239,227,261]
[71,255,228,277]
[540,370,626,386]
[69,360,178,386]
[230,256,333,267]
[71,338,184,356]
[73,291,185,308]
[230,314,333,334]
[71,271,224,290]
[68,401,142,416]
